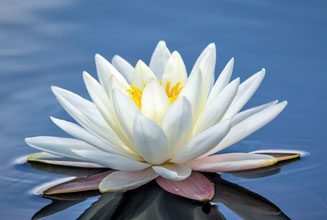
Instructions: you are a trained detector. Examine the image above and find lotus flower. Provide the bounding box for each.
[25,41,302,201]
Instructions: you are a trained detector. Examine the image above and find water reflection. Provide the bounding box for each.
[29,160,296,219]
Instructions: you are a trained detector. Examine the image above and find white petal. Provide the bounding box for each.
[133,113,169,164]
[73,150,150,171]
[162,97,193,157]
[95,54,130,95]
[25,136,97,160]
[51,86,123,148]
[99,169,158,192]
[231,100,278,126]
[133,60,157,87]
[152,164,192,181]
[179,71,202,121]
[149,41,171,79]
[222,69,265,120]
[112,89,139,143]
[50,117,137,159]
[141,80,170,123]
[194,78,239,135]
[187,153,277,172]
[250,149,308,157]
[208,101,288,154]
[112,55,134,83]
[162,51,187,85]
[206,58,234,106]
[171,119,231,164]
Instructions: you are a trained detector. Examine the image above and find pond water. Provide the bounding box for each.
[0,0,326,219]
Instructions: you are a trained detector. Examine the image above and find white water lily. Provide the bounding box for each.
[25,41,289,193]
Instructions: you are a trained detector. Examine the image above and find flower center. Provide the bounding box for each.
[127,82,183,109]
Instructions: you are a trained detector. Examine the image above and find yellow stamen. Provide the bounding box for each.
[126,81,183,109]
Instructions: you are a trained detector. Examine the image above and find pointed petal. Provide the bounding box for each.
[156,172,214,202]
[231,100,278,126]
[133,60,157,87]
[149,41,171,79]
[194,78,239,135]
[222,69,265,120]
[27,152,104,168]
[187,153,278,172]
[72,150,150,171]
[112,55,134,83]
[99,169,158,192]
[25,136,97,160]
[95,54,130,94]
[133,113,169,164]
[162,97,193,156]
[250,149,308,162]
[208,101,288,154]
[44,171,113,195]
[171,119,231,164]
[207,58,234,105]
[141,80,170,123]
[152,164,191,181]
[162,51,187,85]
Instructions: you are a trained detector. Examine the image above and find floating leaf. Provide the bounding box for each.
[44,171,112,195]
[250,149,308,162]
[156,172,214,202]
[27,152,104,168]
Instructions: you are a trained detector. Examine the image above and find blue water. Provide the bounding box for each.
[0,0,326,219]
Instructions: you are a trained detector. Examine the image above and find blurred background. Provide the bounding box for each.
[0,0,326,219]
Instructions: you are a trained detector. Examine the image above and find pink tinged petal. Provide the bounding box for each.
[27,152,104,168]
[187,153,278,173]
[72,150,150,171]
[99,169,158,192]
[112,55,134,83]
[207,101,288,155]
[44,171,113,195]
[171,119,231,164]
[207,58,234,106]
[133,114,169,164]
[149,40,171,79]
[152,164,192,181]
[162,97,193,156]
[194,78,239,135]
[250,149,308,162]
[95,54,130,95]
[156,172,214,202]
[141,80,170,124]
[222,69,266,120]
[25,136,98,160]
[133,60,157,87]
[231,100,278,126]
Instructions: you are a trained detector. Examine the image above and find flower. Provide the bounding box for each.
[25,41,299,199]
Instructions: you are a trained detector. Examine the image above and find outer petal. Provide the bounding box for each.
[149,41,171,79]
[72,149,150,171]
[133,114,169,164]
[171,119,231,164]
[152,164,192,181]
[99,168,158,192]
[141,80,170,124]
[206,58,234,106]
[162,97,193,156]
[25,136,97,160]
[95,54,130,95]
[194,78,239,135]
[207,101,288,155]
[162,51,187,85]
[112,55,134,83]
[187,153,278,172]
[222,69,265,120]
[133,60,157,87]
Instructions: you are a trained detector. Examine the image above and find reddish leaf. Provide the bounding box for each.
[156,172,214,202]
[44,170,112,195]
